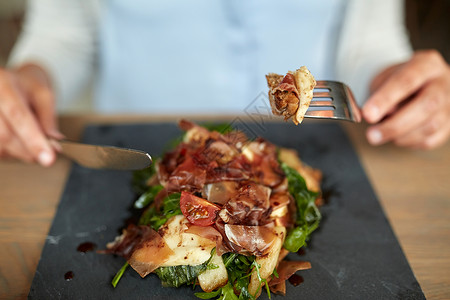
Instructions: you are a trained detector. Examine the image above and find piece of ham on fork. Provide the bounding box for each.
[266,66,316,125]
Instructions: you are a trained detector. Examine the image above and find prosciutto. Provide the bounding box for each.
[185,224,224,252]
[242,140,285,187]
[266,66,316,125]
[203,181,240,205]
[221,181,272,225]
[102,225,174,277]
[103,225,159,259]
[266,73,299,121]
[269,260,312,295]
[166,155,207,193]
[223,224,277,256]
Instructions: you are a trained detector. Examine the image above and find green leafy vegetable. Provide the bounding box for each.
[132,163,157,194]
[111,262,129,288]
[206,263,219,270]
[155,264,208,287]
[195,253,275,300]
[272,268,279,279]
[195,282,240,300]
[284,226,308,253]
[200,122,234,135]
[134,185,164,209]
[155,248,217,288]
[195,289,222,299]
[220,282,240,300]
[281,163,321,252]
[138,192,182,230]
[251,260,270,299]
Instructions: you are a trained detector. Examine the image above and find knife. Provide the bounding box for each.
[57,140,152,170]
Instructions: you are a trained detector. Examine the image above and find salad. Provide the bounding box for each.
[103,120,322,299]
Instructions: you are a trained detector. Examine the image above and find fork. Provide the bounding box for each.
[306,80,362,122]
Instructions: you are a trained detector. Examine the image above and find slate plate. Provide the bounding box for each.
[28,121,425,300]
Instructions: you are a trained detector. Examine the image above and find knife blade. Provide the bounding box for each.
[58,140,152,170]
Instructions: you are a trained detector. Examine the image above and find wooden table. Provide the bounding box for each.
[0,115,449,299]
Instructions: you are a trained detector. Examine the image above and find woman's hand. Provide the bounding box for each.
[0,64,62,166]
[362,50,450,149]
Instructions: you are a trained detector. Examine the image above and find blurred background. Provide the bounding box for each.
[0,0,449,68]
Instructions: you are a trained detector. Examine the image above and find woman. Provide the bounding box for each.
[1,0,449,166]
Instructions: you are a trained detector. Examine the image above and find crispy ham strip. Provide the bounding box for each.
[102,225,161,259]
[269,260,312,295]
[103,225,174,277]
[220,182,272,226]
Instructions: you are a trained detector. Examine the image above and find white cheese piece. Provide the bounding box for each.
[248,226,286,297]
[270,205,288,218]
[291,66,316,124]
[160,215,215,267]
[198,252,228,292]
[241,145,255,162]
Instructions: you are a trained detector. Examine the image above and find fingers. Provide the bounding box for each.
[366,79,442,144]
[365,71,450,149]
[363,50,447,124]
[0,116,34,162]
[0,70,56,166]
[394,111,450,149]
[30,83,64,140]
[420,121,450,149]
[16,64,64,140]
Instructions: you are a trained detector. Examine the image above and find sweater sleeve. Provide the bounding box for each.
[335,0,413,106]
[8,0,100,112]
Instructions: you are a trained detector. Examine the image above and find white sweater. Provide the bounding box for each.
[9,0,412,113]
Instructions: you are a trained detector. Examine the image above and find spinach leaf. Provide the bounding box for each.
[134,185,164,209]
[156,248,216,288]
[281,163,321,252]
[220,282,240,300]
[195,289,222,299]
[138,192,182,230]
[155,264,208,288]
[223,254,257,300]
[195,282,240,300]
[195,251,278,300]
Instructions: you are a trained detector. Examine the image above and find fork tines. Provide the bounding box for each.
[306,80,362,123]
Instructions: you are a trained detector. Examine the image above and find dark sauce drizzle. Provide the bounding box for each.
[288,274,304,286]
[64,271,74,281]
[77,242,97,253]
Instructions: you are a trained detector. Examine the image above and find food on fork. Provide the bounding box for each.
[103,120,322,299]
[266,66,316,125]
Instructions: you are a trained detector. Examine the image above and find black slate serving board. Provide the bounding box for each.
[28,121,425,300]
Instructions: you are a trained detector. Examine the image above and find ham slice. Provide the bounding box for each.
[185,224,224,254]
[203,181,240,205]
[102,225,174,277]
[269,260,311,295]
[223,224,277,256]
[221,182,272,226]
[128,232,175,277]
[266,66,316,125]
[266,73,299,120]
